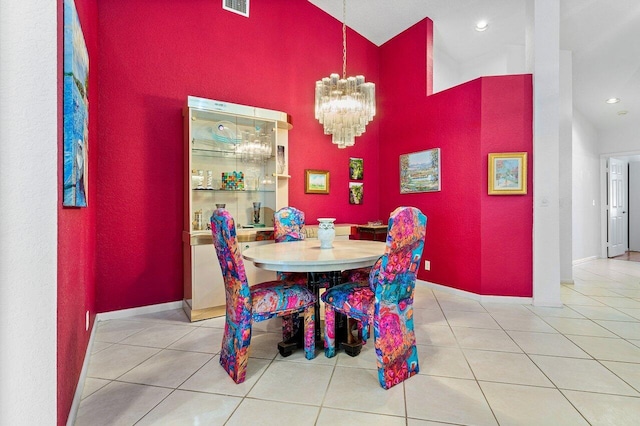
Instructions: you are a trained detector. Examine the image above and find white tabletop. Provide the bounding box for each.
[242,239,386,273]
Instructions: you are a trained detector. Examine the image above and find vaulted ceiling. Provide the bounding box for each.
[309,0,640,137]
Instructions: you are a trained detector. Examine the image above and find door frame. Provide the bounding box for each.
[600,150,640,258]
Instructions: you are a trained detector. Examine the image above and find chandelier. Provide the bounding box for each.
[314,0,375,149]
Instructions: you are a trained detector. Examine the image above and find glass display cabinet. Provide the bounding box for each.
[182,96,291,321]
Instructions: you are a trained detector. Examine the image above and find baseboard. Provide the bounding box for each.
[66,317,98,426]
[416,279,533,304]
[66,300,184,425]
[572,256,599,266]
[96,300,183,321]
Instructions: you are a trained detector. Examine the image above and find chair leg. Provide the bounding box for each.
[303,306,316,360]
[219,321,251,384]
[376,344,420,389]
[324,305,336,358]
[341,317,363,357]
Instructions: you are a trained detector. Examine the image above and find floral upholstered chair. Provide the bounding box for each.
[321,206,427,389]
[210,208,316,384]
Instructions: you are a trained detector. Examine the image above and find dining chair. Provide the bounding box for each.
[210,208,316,384]
[321,206,427,389]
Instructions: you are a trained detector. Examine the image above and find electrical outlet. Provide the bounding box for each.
[424,260,431,271]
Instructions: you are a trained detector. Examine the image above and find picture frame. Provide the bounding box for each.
[400,148,441,193]
[488,152,527,195]
[349,157,363,180]
[305,169,330,194]
[349,182,363,204]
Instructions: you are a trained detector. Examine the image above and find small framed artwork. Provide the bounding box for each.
[305,169,330,194]
[349,157,363,180]
[488,152,527,195]
[400,148,441,193]
[349,182,363,204]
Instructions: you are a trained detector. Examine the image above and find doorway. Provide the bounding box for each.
[601,153,640,259]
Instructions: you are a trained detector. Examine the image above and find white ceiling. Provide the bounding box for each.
[308,0,640,136]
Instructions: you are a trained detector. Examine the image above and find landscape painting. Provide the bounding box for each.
[63,0,89,207]
[400,148,441,193]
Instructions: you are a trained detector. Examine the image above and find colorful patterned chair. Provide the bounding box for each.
[210,208,316,384]
[321,206,426,389]
[273,206,335,350]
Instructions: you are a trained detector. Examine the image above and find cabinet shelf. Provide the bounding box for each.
[192,188,275,193]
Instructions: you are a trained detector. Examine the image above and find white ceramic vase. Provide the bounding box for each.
[317,218,336,249]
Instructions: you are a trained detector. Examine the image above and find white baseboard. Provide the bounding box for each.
[66,317,98,426]
[572,256,599,266]
[66,300,184,425]
[96,300,183,322]
[417,279,533,304]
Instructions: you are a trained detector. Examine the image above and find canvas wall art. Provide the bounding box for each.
[63,0,89,207]
[400,148,441,193]
[349,182,363,204]
[349,157,363,180]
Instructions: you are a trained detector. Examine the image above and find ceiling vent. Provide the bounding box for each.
[223,0,249,17]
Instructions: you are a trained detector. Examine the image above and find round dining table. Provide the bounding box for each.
[242,239,386,355]
[241,239,386,273]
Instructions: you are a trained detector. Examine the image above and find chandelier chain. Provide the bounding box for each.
[342,0,347,79]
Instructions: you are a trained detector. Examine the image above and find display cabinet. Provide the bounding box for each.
[182,96,291,321]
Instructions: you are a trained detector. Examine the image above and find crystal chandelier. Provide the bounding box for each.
[236,128,272,163]
[314,0,375,149]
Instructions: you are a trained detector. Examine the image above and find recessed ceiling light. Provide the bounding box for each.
[475,20,488,32]
[606,97,620,104]
[617,110,628,115]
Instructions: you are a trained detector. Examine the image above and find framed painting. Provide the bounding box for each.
[305,169,330,194]
[488,152,527,195]
[400,148,441,193]
[349,182,363,204]
[63,0,89,207]
[349,157,363,180]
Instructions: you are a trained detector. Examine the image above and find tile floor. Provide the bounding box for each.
[75,258,640,425]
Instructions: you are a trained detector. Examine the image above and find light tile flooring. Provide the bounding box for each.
[75,259,640,425]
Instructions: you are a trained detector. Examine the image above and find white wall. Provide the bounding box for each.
[630,161,640,251]
[572,110,601,261]
[0,0,57,423]
[433,43,462,93]
[559,50,572,281]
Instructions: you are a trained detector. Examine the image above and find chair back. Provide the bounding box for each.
[274,206,305,242]
[370,206,426,291]
[370,206,426,388]
[210,208,251,323]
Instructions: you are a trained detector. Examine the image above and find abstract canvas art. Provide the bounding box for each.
[63,0,89,207]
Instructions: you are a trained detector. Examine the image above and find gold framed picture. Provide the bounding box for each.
[305,169,330,194]
[488,152,527,195]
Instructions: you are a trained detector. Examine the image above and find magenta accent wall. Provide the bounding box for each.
[56,4,533,424]
[95,0,381,312]
[57,0,98,424]
[378,20,533,297]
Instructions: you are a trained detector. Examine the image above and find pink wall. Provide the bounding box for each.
[95,0,381,312]
[378,20,533,296]
[57,0,98,424]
